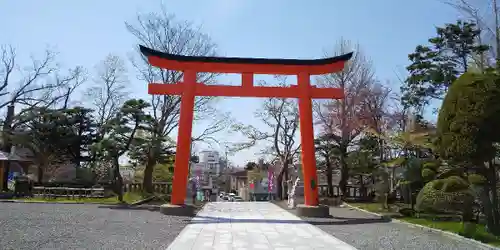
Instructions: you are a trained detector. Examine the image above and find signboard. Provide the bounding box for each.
[247,169,265,183]
[268,167,275,192]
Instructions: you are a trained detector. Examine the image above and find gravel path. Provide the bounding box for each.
[274,202,492,250]
[0,203,193,250]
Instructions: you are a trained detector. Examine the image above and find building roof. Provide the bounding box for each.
[231,170,247,177]
[0,150,31,161]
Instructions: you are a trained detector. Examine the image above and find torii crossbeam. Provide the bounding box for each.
[140,45,352,207]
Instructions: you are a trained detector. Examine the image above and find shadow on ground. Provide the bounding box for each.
[97,203,204,213]
[97,204,160,211]
[185,215,391,225]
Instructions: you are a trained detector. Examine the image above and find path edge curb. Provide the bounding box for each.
[343,203,500,250]
[0,199,101,205]
[0,199,126,206]
[164,202,209,249]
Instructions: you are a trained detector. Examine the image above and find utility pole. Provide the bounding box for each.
[494,0,500,69]
[188,137,195,175]
[225,146,228,169]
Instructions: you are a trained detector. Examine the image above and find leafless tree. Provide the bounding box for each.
[313,39,377,197]
[230,77,301,199]
[361,82,393,161]
[86,54,128,129]
[84,54,129,166]
[0,44,84,189]
[125,8,228,193]
[362,84,392,134]
[55,67,87,109]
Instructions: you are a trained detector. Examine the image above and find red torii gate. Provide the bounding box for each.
[140,45,352,207]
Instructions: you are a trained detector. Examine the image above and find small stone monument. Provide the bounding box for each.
[288,177,301,209]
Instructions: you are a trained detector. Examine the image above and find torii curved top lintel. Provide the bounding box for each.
[139,45,353,75]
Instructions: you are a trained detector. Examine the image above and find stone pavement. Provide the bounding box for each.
[166,202,357,250]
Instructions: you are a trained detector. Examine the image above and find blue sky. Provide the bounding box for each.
[0,0,460,166]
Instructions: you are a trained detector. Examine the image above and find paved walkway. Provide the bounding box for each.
[167,202,357,250]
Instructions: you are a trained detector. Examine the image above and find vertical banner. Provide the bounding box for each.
[268,165,274,193]
[194,164,202,191]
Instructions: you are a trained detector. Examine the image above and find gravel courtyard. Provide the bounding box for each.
[273,201,493,250]
[0,202,495,250]
[0,203,192,250]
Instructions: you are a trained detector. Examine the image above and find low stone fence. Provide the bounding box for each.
[123,182,172,193]
[33,186,105,199]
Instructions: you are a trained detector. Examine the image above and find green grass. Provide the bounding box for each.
[349,202,500,247]
[13,192,145,205]
[401,217,500,246]
[349,202,393,213]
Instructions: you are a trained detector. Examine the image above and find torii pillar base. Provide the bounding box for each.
[159,204,196,216]
[296,204,330,218]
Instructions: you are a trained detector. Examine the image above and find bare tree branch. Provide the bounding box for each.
[229,77,300,163]
[126,9,219,140]
[17,66,88,111]
[0,45,15,96]
[85,54,129,129]
[313,38,378,195]
[125,7,224,192]
[441,0,499,66]
[192,111,235,146]
[315,39,375,147]
[56,66,88,109]
[0,46,63,112]
[229,76,301,198]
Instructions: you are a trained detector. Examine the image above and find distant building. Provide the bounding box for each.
[230,170,248,192]
[199,150,221,174]
[190,150,226,193]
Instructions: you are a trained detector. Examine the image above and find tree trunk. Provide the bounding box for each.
[391,167,396,192]
[37,165,43,183]
[485,162,500,235]
[479,184,497,234]
[142,150,156,194]
[326,160,334,197]
[409,184,414,210]
[113,157,124,202]
[283,166,289,199]
[35,155,48,184]
[359,174,366,199]
[339,150,348,199]
[276,175,283,200]
[275,161,289,200]
[1,105,14,191]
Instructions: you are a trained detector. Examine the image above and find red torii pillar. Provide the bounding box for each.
[140,45,353,207]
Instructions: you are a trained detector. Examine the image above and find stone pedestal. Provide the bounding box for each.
[159,204,196,216]
[296,204,330,218]
[319,196,342,207]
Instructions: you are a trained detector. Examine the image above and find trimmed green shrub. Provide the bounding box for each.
[436,71,500,163]
[436,167,465,179]
[442,176,469,192]
[416,177,474,214]
[431,179,445,190]
[422,160,440,172]
[468,174,487,185]
[421,168,437,182]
